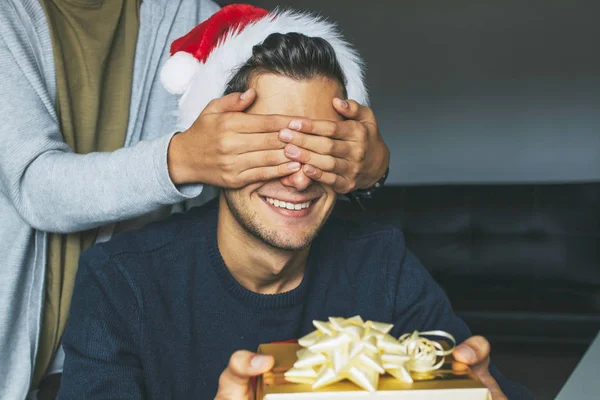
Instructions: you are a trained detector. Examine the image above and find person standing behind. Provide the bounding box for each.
[0,1,390,399]
[58,7,529,398]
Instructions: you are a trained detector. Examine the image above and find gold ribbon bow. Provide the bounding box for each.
[284,316,455,392]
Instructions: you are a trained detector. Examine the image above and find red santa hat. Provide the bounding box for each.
[160,4,368,130]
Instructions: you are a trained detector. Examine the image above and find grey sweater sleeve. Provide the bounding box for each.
[0,22,202,233]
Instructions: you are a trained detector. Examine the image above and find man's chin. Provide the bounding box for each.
[259,232,314,252]
[222,189,325,252]
[265,241,310,252]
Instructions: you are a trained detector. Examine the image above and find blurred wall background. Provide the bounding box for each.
[217,0,600,184]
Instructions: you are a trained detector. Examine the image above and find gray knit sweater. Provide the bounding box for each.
[0,1,219,398]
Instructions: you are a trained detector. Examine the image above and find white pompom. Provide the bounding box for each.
[160,52,200,95]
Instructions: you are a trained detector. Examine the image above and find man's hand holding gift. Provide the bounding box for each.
[214,334,508,400]
[215,351,274,400]
[454,336,508,400]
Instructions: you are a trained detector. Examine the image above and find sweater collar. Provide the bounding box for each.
[206,214,315,310]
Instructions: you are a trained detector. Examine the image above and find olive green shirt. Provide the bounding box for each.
[36,0,141,386]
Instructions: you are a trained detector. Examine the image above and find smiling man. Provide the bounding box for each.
[57,5,531,400]
[222,73,342,252]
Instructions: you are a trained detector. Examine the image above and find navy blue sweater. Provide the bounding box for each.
[58,201,531,399]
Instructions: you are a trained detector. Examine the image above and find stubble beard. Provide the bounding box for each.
[222,190,322,252]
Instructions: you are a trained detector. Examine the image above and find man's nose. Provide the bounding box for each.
[280,169,312,191]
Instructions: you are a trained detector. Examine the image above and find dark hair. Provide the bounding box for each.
[224,32,348,97]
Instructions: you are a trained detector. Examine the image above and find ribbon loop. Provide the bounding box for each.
[284,316,456,392]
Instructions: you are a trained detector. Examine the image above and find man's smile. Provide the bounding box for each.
[260,195,321,218]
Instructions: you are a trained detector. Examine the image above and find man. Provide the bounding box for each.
[0,1,389,398]
[58,6,530,399]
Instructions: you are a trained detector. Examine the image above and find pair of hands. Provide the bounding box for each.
[215,336,507,400]
[168,88,390,193]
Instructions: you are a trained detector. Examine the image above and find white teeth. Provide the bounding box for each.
[264,197,312,210]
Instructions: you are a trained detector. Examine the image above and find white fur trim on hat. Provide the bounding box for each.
[165,10,368,131]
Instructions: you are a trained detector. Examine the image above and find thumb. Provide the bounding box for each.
[201,88,257,116]
[332,98,362,119]
[453,336,491,366]
[454,344,478,364]
[216,351,274,399]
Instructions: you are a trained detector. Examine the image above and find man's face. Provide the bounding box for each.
[222,74,343,251]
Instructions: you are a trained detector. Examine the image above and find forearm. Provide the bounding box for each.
[0,35,202,233]
[13,133,202,233]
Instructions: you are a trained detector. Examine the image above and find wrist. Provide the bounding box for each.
[167,132,194,185]
[354,165,389,198]
[360,145,390,189]
[371,147,390,187]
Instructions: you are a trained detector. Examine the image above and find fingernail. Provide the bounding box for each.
[289,120,302,130]
[285,144,300,157]
[279,129,293,142]
[287,162,301,170]
[251,355,271,369]
[336,98,349,108]
[304,165,316,175]
[455,345,477,363]
[240,89,251,100]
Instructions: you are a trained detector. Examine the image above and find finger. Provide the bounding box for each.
[303,165,352,194]
[216,132,286,156]
[451,360,506,400]
[333,98,375,122]
[232,132,286,153]
[454,336,491,365]
[237,162,301,185]
[201,89,257,115]
[476,370,507,400]
[221,351,270,385]
[287,119,367,142]
[284,145,352,175]
[479,373,506,400]
[453,338,506,400]
[332,98,360,118]
[216,351,274,399]
[279,129,353,158]
[238,150,290,170]
[226,114,295,133]
[286,118,339,138]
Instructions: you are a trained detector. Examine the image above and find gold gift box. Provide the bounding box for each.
[256,343,490,400]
